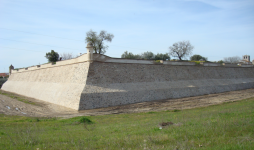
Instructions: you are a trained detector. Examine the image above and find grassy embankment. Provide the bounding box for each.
[0,90,39,106]
[0,98,253,149]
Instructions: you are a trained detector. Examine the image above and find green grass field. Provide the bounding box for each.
[0,98,253,150]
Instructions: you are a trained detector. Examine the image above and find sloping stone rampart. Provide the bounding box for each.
[2,62,90,110]
[2,53,254,110]
[79,62,254,109]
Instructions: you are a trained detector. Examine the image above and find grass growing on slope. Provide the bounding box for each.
[0,98,253,149]
[0,90,39,106]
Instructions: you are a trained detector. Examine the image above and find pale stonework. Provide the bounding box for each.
[2,48,254,110]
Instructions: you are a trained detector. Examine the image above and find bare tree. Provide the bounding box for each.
[85,30,114,54]
[169,41,194,61]
[223,56,241,64]
[60,53,77,60]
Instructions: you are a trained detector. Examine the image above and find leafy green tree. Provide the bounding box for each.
[85,30,114,54]
[45,50,59,62]
[190,54,208,61]
[217,60,224,64]
[121,51,170,60]
[121,51,141,59]
[155,53,170,61]
[141,51,154,59]
[190,54,202,61]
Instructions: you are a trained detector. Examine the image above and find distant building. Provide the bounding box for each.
[239,55,252,65]
[0,73,8,78]
[243,55,250,61]
[252,60,254,65]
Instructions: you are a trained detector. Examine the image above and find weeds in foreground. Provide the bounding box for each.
[0,90,40,106]
[0,98,253,149]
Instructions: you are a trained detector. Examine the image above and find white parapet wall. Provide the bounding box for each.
[240,64,254,67]
[201,62,221,66]
[93,54,155,64]
[163,61,195,66]
[222,63,240,67]
[11,53,89,74]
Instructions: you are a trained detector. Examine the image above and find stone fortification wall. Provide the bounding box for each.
[79,62,254,110]
[2,60,90,110]
[11,53,89,74]
[2,51,254,110]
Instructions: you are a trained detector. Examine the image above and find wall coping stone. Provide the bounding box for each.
[10,53,253,74]
[201,62,221,66]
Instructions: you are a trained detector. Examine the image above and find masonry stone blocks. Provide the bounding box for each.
[2,45,254,110]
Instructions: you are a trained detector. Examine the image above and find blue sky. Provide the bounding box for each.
[0,0,253,72]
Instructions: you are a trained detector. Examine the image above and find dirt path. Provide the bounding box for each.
[0,88,254,118]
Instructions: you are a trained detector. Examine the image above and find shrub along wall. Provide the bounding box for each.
[0,78,7,89]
